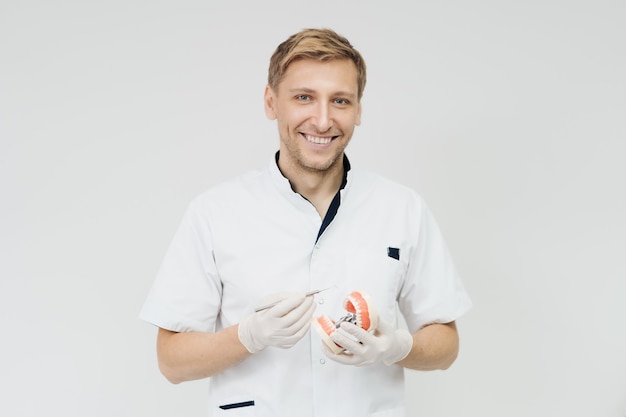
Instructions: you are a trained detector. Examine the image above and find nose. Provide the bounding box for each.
[312,102,333,133]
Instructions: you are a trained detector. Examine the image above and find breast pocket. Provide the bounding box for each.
[346,245,407,318]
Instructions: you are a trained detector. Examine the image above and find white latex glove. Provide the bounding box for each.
[238,293,316,353]
[322,319,413,366]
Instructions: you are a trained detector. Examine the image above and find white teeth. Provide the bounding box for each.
[304,134,332,144]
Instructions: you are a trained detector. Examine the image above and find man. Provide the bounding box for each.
[140,28,471,417]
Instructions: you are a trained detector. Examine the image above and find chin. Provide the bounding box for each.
[303,158,340,172]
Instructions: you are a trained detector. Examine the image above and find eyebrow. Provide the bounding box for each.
[288,87,357,99]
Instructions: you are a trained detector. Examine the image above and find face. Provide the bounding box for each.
[264,59,362,175]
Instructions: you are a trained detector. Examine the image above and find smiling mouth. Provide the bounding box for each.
[302,133,337,144]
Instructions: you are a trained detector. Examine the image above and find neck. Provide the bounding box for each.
[278,156,344,218]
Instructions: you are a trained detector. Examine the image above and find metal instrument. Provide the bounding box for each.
[254,286,336,312]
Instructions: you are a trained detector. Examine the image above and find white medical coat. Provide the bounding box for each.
[140,156,472,416]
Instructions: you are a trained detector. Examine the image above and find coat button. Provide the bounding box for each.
[320,358,326,365]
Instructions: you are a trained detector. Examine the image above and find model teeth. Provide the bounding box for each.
[305,134,332,144]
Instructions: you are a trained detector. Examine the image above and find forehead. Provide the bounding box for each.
[279,59,359,96]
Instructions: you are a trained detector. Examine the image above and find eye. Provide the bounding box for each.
[334,98,350,105]
[295,94,311,101]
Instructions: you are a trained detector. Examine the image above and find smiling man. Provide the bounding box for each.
[140,28,472,417]
[265,44,363,218]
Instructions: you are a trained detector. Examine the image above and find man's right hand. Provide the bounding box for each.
[237,293,316,353]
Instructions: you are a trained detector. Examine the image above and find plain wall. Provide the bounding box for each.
[1,1,624,416]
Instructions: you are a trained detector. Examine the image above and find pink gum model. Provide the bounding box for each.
[312,290,379,354]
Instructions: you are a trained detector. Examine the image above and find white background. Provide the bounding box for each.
[1,1,625,416]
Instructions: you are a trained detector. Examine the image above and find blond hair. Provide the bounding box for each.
[268,28,367,100]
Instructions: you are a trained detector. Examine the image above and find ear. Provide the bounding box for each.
[264,85,277,120]
[354,101,362,126]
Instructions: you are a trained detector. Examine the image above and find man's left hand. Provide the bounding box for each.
[322,319,413,366]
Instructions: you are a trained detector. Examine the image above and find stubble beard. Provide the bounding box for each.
[282,134,347,174]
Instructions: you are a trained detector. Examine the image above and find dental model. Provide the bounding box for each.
[312,290,379,354]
